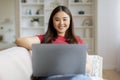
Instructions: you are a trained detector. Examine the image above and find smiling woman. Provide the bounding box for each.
[16,5,91,80]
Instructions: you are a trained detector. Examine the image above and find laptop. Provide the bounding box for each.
[32,44,87,77]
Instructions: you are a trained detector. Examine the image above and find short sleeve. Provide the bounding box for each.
[37,35,44,42]
[76,36,84,44]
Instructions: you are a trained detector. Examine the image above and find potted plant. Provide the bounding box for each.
[0,26,4,42]
[31,18,39,27]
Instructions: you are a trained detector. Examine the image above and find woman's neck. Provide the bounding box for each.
[57,33,65,37]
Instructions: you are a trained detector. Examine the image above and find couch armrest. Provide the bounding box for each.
[0,47,32,80]
[89,55,103,78]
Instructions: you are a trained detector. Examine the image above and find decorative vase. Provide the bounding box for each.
[32,22,39,27]
[0,35,3,41]
[74,0,79,2]
[22,0,26,3]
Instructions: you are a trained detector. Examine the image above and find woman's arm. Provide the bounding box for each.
[86,53,91,73]
[15,36,40,50]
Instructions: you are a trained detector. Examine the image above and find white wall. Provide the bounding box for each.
[97,0,120,69]
[0,0,15,25]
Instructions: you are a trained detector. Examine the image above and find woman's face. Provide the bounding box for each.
[53,11,70,36]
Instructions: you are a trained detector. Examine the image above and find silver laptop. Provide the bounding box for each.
[32,44,87,77]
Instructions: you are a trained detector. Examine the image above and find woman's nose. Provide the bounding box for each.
[60,20,64,25]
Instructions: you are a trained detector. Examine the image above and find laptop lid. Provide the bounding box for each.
[32,44,87,77]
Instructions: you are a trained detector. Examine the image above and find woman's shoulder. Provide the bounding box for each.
[75,36,84,44]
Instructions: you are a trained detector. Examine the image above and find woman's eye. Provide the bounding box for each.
[55,19,59,21]
[63,19,67,21]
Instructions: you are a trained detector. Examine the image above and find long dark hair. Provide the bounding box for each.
[41,5,78,44]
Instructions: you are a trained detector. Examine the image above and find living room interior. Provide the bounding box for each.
[0,0,120,80]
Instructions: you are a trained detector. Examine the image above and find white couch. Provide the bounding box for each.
[0,47,103,80]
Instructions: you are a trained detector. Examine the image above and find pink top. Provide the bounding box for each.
[37,35,84,44]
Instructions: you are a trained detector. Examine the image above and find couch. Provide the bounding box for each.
[0,47,103,80]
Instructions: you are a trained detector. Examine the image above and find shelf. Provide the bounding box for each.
[73,14,92,17]
[22,15,44,17]
[45,8,54,11]
[69,2,93,5]
[18,0,96,54]
[75,26,93,28]
[82,37,94,40]
[21,3,44,6]
[21,27,44,29]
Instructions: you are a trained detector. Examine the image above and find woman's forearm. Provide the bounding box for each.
[15,36,40,50]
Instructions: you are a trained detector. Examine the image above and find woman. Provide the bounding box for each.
[16,5,91,80]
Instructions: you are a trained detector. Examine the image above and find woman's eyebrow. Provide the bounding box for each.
[54,17,69,19]
[63,17,69,18]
